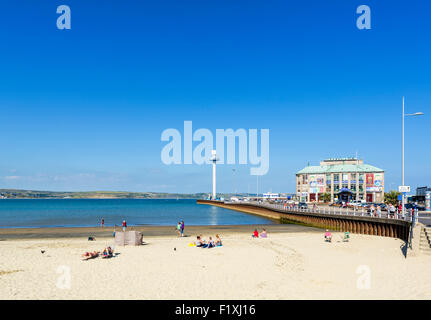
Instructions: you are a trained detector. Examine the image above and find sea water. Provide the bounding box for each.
[0,199,275,228]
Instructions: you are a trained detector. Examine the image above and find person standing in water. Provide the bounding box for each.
[101,218,104,228]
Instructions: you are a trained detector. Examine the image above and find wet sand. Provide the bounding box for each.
[0,224,321,240]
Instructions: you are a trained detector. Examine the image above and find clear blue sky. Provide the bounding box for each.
[0,0,430,194]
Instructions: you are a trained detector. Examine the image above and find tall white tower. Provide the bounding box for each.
[210,150,218,199]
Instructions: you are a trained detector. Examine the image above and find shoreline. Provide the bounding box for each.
[0,224,322,240]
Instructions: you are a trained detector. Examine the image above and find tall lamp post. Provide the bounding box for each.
[402,96,424,219]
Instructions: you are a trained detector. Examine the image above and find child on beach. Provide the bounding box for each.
[215,234,222,246]
[176,222,181,237]
[122,220,127,232]
[260,229,267,238]
[205,237,215,248]
[195,235,205,247]
[252,229,259,238]
[324,230,332,242]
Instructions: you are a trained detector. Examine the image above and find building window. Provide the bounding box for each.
[351,184,356,192]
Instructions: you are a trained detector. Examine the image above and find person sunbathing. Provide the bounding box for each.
[82,251,99,260]
[324,230,332,242]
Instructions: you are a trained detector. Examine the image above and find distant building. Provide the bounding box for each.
[263,192,279,199]
[296,158,384,203]
[416,186,431,197]
[415,186,431,205]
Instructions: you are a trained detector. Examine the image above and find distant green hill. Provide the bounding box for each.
[0,189,250,199]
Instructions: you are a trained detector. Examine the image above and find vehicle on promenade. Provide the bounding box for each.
[298,202,308,209]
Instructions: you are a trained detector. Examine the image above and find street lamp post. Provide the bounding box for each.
[402,96,424,220]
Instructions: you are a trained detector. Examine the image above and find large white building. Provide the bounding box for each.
[296,158,384,203]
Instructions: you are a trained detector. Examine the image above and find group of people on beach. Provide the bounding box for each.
[193,234,222,248]
[177,220,185,237]
[82,246,114,260]
[251,228,267,238]
[101,218,128,232]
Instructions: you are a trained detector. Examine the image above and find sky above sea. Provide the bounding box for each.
[0,0,430,194]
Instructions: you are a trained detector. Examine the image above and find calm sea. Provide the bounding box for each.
[0,199,275,228]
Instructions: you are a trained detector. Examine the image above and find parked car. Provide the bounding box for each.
[298,202,308,209]
[329,200,344,207]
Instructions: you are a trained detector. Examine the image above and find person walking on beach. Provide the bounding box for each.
[176,222,181,237]
[180,220,184,237]
[122,220,127,232]
[101,218,104,228]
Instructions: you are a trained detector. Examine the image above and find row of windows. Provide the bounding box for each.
[299,174,367,185]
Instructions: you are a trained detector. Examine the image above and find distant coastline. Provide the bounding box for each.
[0,189,248,200]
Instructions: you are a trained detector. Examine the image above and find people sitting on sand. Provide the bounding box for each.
[207,237,215,248]
[252,229,259,238]
[215,234,222,246]
[324,229,332,242]
[102,246,114,258]
[260,229,267,238]
[195,235,206,247]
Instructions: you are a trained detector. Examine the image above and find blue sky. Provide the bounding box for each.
[0,0,430,194]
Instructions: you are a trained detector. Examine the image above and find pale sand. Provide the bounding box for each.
[0,231,430,299]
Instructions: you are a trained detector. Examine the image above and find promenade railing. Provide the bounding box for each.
[228,201,414,222]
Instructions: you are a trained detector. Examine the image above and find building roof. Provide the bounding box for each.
[296,163,384,175]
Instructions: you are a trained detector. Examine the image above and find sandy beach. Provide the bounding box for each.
[0,226,430,300]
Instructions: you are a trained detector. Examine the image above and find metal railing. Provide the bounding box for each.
[227,200,414,222]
